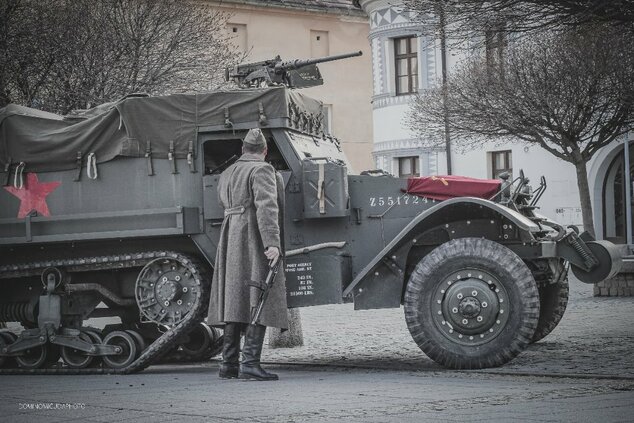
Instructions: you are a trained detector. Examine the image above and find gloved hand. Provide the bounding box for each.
[264,246,280,263]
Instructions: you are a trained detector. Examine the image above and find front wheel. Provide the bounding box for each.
[404,238,540,369]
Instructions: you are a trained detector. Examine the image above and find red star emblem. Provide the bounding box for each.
[3,173,61,218]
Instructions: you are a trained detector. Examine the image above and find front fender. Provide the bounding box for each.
[344,197,541,309]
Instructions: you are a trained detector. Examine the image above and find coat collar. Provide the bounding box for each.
[238,153,265,162]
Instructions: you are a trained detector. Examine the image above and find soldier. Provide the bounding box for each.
[207,128,288,381]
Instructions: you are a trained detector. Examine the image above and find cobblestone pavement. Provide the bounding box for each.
[262,276,634,378]
[1,276,633,422]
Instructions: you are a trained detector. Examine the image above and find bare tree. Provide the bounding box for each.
[404,0,634,37]
[0,0,240,114]
[407,26,634,235]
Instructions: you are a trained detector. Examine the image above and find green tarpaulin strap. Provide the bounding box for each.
[14,162,25,189]
[74,152,83,182]
[224,107,233,128]
[87,153,98,180]
[187,141,197,174]
[169,141,178,174]
[258,102,268,126]
[3,157,12,186]
[145,140,154,176]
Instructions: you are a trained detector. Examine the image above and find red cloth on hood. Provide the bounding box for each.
[405,175,501,201]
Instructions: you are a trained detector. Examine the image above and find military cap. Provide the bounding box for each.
[243,128,266,147]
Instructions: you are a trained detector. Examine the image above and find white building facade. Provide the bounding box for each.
[357,0,634,246]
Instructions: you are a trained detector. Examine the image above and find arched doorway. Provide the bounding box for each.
[602,142,633,244]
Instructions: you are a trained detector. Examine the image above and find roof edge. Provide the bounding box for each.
[213,0,367,18]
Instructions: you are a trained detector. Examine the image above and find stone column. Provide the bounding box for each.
[268,308,304,348]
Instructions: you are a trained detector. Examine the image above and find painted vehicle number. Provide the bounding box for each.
[368,194,434,207]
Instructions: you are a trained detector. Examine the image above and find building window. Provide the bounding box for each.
[226,23,247,53]
[491,150,512,179]
[311,30,329,57]
[485,27,507,73]
[394,36,418,95]
[399,156,420,177]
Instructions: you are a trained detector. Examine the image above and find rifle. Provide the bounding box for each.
[250,257,282,325]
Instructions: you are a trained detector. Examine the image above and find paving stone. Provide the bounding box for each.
[0,278,633,422]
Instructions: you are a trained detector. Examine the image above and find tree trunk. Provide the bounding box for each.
[268,308,303,348]
[574,160,596,238]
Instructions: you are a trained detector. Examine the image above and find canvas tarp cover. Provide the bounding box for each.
[0,87,322,172]
[405,175,501,201]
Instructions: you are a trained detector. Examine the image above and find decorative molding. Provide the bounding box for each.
[371,38,384,95]
[373,138,444,153]
[372,92,421,109]
[370,6,414,28]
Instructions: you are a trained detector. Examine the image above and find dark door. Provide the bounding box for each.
[603,143,633,244]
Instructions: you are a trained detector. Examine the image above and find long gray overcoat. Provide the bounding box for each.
[207,153,288,329]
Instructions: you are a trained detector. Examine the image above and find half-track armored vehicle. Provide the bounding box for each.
[0,54,622,374]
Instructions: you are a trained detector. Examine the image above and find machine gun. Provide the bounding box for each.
[226,51,363,89]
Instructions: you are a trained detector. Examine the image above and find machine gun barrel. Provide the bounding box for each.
[278,50,363,72]
[228,50,363,89]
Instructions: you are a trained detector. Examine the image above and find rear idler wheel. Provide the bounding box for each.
[103,331,137,369]
[60,333,94,369]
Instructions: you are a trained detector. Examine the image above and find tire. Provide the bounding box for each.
[532,277,569,343]
[103,331,137,369]
[60,333,94,369]
[16,344,48,369]
[404,238,540,369]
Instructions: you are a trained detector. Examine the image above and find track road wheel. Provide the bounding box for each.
[0,332,18,368]
[60,333,94,369]
[103,331,137,369]
[404,238,540,369]
[125,330,147,357]
[180,323,214,358]
[0,335,6,367]
[16,344,48,369]
[532,277,569,343]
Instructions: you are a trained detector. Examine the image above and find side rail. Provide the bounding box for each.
[0,207,201,245]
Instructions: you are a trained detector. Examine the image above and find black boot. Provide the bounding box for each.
[219,322,242,379]
[239,324,278,381]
